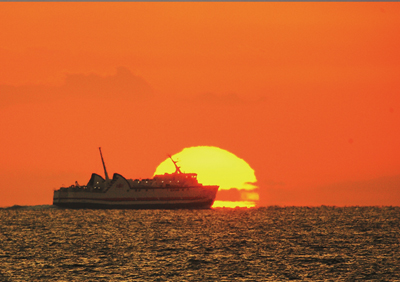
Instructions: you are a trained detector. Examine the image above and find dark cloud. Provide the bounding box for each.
[245,181,259,188]
[64,66,153,100]
[0,84,57,108]
[315,175,400,206]
[0,67,153,108]
[216,188,242,201]
[216,188,259,202]
[262,175,400,206]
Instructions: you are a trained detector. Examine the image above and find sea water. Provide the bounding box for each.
[0,206,399,281]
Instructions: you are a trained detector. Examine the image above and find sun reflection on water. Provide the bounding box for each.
[212,200,256,208]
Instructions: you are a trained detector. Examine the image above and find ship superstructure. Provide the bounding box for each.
[53,148,219,209]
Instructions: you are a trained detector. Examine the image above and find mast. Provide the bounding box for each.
[99,147,110,181]
[168,154,182,174]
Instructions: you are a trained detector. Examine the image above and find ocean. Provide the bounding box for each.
[0,206,399,281]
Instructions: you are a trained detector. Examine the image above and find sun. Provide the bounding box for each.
[153,146,258,208]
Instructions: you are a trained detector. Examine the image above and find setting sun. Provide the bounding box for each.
[154,146,258,208]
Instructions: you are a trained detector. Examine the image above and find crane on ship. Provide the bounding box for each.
[99,147,110,181]
[168,154,183,174]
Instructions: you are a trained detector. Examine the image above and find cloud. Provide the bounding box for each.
[216,188,259,202]
[0,84,57,108]
[262,175,400,206]
[64,66,153,100]
[315,175,400,206]
[245,181,259,189]
[0,67,153,108]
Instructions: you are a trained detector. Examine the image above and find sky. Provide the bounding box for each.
[1,2,399,207]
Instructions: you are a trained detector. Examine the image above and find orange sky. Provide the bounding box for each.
[1,3,399,207]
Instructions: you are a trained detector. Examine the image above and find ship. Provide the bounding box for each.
[53,148,219,209]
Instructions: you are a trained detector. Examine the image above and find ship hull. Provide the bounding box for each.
[53,199,214,209]
[53,185,218,209]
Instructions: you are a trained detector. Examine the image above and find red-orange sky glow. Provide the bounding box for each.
[1,3,399,207]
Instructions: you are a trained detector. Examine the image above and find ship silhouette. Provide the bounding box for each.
[53,148,219,209]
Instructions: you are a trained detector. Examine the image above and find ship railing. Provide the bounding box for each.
[58,184,91,191]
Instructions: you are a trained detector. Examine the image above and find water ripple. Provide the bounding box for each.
[0,206,399,281]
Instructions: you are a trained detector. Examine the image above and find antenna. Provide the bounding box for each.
[99,147,110,181]
[168,154,182,174]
